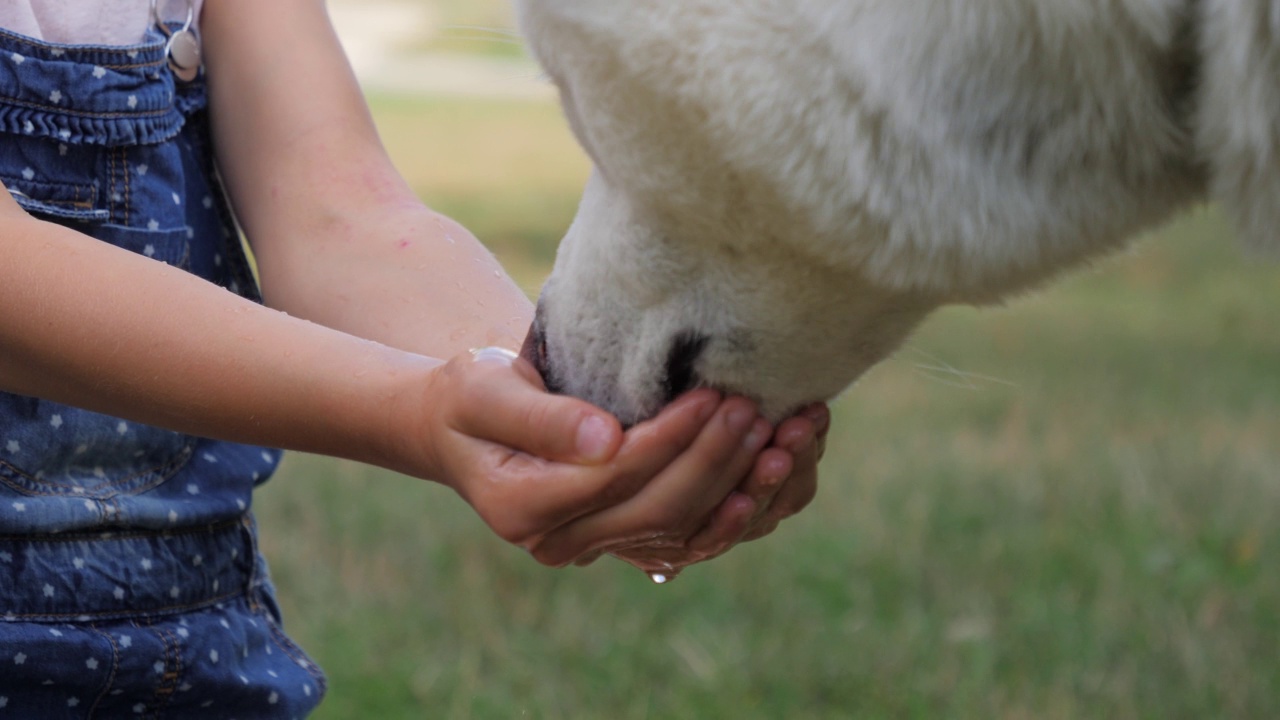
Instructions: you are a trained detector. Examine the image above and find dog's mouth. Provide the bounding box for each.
[518,308,559,394]
[520,313,711,408]
[521,304,727,425]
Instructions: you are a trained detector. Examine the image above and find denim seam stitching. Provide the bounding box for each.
[0,173,96,197]
[0,93,171,118]
[150,626,179,717]
[0,27,165,57]
[10,194,95,212]
[72,183,92,209]
[1,588,246,620]
[263,612,328,687]
[109,147,120,222]
[0,517,241,543]
[0,442,195,497]
[85,624,121,719]
[177,237,191,270]
[123,146,131,225]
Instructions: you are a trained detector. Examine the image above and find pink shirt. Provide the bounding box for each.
[0,0,203,46]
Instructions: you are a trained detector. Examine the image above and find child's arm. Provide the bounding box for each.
[199,0,824,571]
[0,187,416,461]
[0,188,772,565]
[202,0,526,359]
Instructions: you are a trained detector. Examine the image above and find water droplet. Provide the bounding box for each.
[649,573,668,585]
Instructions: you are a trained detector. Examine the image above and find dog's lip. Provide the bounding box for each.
[519,312,563,394]
[517,321,543,373]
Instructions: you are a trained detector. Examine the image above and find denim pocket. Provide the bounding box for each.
[93,222,193,270]
[0,198,197,498]
[3,172,108,223]
[0,399,198,499]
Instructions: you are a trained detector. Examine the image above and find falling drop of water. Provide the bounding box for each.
[649,573,668,585]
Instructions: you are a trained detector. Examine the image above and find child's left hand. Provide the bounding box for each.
[580,404,829,579]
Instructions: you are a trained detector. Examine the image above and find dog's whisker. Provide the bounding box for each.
[910,369,987,391]
[912,364,1019,389]
[911,364,979,390]
[438,24,523,39]
[433,33,526,49]
[904,346,1018,390]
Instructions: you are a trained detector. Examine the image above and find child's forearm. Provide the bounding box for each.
[203,0,533,358]
[0,191,435,472]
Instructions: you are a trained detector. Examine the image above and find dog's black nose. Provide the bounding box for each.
[661,332,710,405]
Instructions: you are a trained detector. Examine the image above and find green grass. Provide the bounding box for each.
[254,95,1280,719]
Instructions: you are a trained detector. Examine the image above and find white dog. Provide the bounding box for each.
[515,0,1279,425]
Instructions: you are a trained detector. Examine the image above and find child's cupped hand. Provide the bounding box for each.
[403,346,825,574]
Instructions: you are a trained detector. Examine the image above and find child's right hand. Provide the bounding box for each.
[402,346,780,568]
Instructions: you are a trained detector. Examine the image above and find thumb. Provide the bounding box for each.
[448,347,623,464]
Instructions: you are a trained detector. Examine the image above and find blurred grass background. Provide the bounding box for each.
[256,3,1280,718]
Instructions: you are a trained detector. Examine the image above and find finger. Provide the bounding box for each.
[752,435,821,538]
[803,403,831,437]
[446,349,624,464]
[445,390,719,551]
[731,407,825,543]
[776,413,819,454]
[685,491,757,556]
[736,415,813,506]
[742,519,781,543]
[533,398,770,566]
[511,391,723,564]
[573,550,605,567]
[732,447,792,522]
[803,403,831,459]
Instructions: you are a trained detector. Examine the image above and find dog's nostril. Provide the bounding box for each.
[661,332,710,405]
[519,306,555,391]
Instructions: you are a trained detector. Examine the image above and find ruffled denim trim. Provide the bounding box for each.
[0,26,205,147]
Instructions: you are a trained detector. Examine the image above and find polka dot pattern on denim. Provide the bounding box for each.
[0,22,317,720]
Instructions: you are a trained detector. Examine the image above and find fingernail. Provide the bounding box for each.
[744,419,771,450]
[793,429,816,453]
[576,414,615,462]
[764,456,790,484]
[726,405,755,433]
[469,346,519,364]
[696,394,719,423]
[810,406,831,435]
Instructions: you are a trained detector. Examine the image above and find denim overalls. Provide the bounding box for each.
[0,25,326,719]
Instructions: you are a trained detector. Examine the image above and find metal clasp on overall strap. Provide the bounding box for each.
[151,0,201,82]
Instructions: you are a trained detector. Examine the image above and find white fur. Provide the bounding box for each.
[516,0,1277,425]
